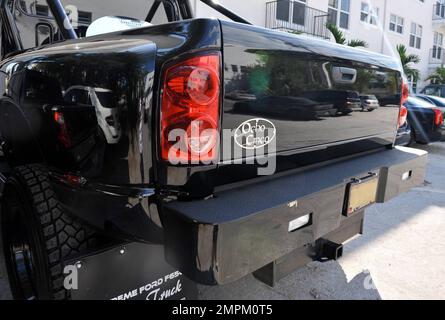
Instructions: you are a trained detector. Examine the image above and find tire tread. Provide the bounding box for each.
[15,164,95,300]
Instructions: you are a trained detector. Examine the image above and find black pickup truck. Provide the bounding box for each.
[0,0,428,300]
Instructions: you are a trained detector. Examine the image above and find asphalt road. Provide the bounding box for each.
[1,142,444,300]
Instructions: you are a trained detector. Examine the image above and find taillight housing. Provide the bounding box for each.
[160,53,221,164]
[398,81,409,129]
[398,105,408,128]
[53,111,71,148]
[401,81,409,105]
[433,108,444,126]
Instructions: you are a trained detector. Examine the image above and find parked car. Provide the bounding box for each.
[415,94,445,113]
[395,105,412,146]
[404,96,445,144]
[0,0,428,300]
[301,90,361,115]
[233,96,337,120]
[420,84,445,98]
[359,95,379,111]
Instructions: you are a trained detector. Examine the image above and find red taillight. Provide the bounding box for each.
[433,108,444,126]
[61,174,86,187]
[398,81,409,129]
[401,81,409,105]
[398,105,408,128]
[160,54,220,164]
[53,111,71,148]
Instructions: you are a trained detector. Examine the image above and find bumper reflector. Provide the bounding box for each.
[288,214,311,232]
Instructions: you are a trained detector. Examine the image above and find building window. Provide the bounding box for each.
[410,23,422,49]
[433,31,443,60]
[276,0,307,26]
[293,0,306,26]
[436,1,445,18]
[78,11,92,25]
[276,0,290,22]
[370,8,379,24]
[360,2,379,25]
[35,4,49,17]
[389,14,404,34]
[328,0,350,29]
[19,0,28,13]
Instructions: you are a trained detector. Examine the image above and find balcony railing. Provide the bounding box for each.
[429,47,445,65]
[433,3,445,22]
[266,1,330,39]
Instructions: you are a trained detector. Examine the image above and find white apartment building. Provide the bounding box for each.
[192,0,445,92]
[16,0,445,91]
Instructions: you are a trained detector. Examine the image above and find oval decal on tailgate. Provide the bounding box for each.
[234,118,276,150]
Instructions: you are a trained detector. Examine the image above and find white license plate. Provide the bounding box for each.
[345,177,378,215]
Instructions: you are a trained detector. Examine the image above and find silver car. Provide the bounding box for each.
[359,95,380,111]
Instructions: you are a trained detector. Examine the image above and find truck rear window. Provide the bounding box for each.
[10,0,168,49]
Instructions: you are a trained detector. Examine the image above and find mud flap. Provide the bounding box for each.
[66,242,197,300]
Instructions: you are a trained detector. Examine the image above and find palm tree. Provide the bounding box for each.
[347,39,368,48]
[326,24,368,47]
[426,66,445,84]
[396,44,420,81]
[287,30,303,35]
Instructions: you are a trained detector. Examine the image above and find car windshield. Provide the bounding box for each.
[422,86,443,97]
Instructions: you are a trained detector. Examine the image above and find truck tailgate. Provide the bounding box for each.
[220,21,402,162]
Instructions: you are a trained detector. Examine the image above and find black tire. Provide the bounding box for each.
[1,164,97,300]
